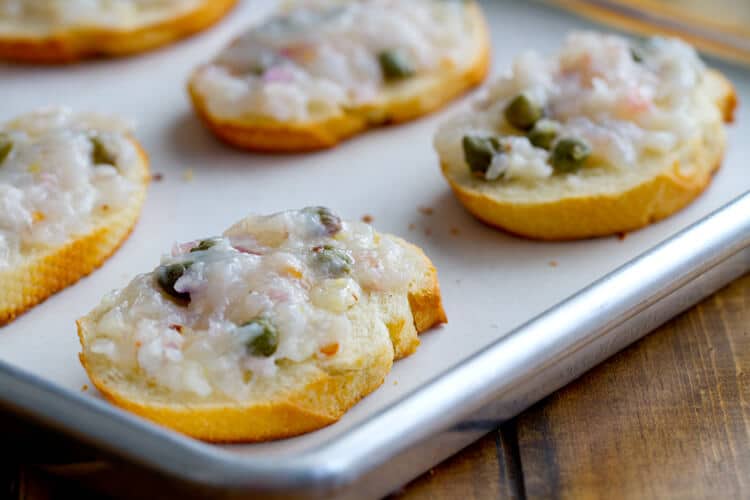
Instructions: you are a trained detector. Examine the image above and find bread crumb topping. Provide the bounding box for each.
[87,208,414,399]
[0,109,141,268]
[191,0,475,122]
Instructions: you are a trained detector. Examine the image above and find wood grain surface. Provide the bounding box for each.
[6,274,750,499]
[515,273,750,500]
[392,424,525,500]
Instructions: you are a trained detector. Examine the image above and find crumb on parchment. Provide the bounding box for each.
[362,214,374,223]
[152,173,164,182]
[418,206,434,216]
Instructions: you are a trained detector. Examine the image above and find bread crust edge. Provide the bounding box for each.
[0,0,237,63]
[187,3,491,152]
[0,141,149,325]
[441,71,737,240]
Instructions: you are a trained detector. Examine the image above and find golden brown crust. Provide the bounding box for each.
[188,3,491,152]
[444,155,722,241]
[0,142,149,325]
[722,85,739,123]
[443,72,737,241]
[77,238,445,442]
[406,244,448,335]
[79,336,392,442]
[385,241,448,360]
[188,89,369,152]
[0,0,237,63]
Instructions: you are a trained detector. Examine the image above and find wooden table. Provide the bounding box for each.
[6,274,750,499]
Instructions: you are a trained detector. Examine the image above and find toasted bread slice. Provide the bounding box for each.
[436,34,737,240]
[187,1,490,152]
[0,0,236,63]
[0,112,149,325]
[0,145,148,324]
[78,211,446,442]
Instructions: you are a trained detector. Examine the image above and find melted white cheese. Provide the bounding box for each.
[435,31,708,182]
[0,108,141,268]
[191,0,476,122]
[87,208,413,399]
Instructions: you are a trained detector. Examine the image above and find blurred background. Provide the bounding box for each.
[549,0,750,65]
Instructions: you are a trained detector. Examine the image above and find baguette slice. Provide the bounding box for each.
[437,46,737,240]
[188,1,490,152]
[78,212,446,442]
[0,123,149,325]
[0,0,236,63]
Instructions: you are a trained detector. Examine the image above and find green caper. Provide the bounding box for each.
[378,49,416,81]
[550,138,591,173]
[246,51,280,76]
[504,93,543,130]
[0,134,12,165]
[630,47,644,63]
[190,238,221,253]
[238,317,279,357]
[156,262,192,303]
[313,244,353,276]
[462,135,501,176]
[527,120,559,150]
[305,206,342,236]
[630,36,657,64]
[90,136,117,166]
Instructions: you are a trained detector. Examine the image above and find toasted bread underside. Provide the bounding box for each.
[0,142,149,325]
[188,3,491,152]
[442,70,737,240]
[0,0,236,63]
[78,237,446,442]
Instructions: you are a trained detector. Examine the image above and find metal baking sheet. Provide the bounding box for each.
[1,1,749,498]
